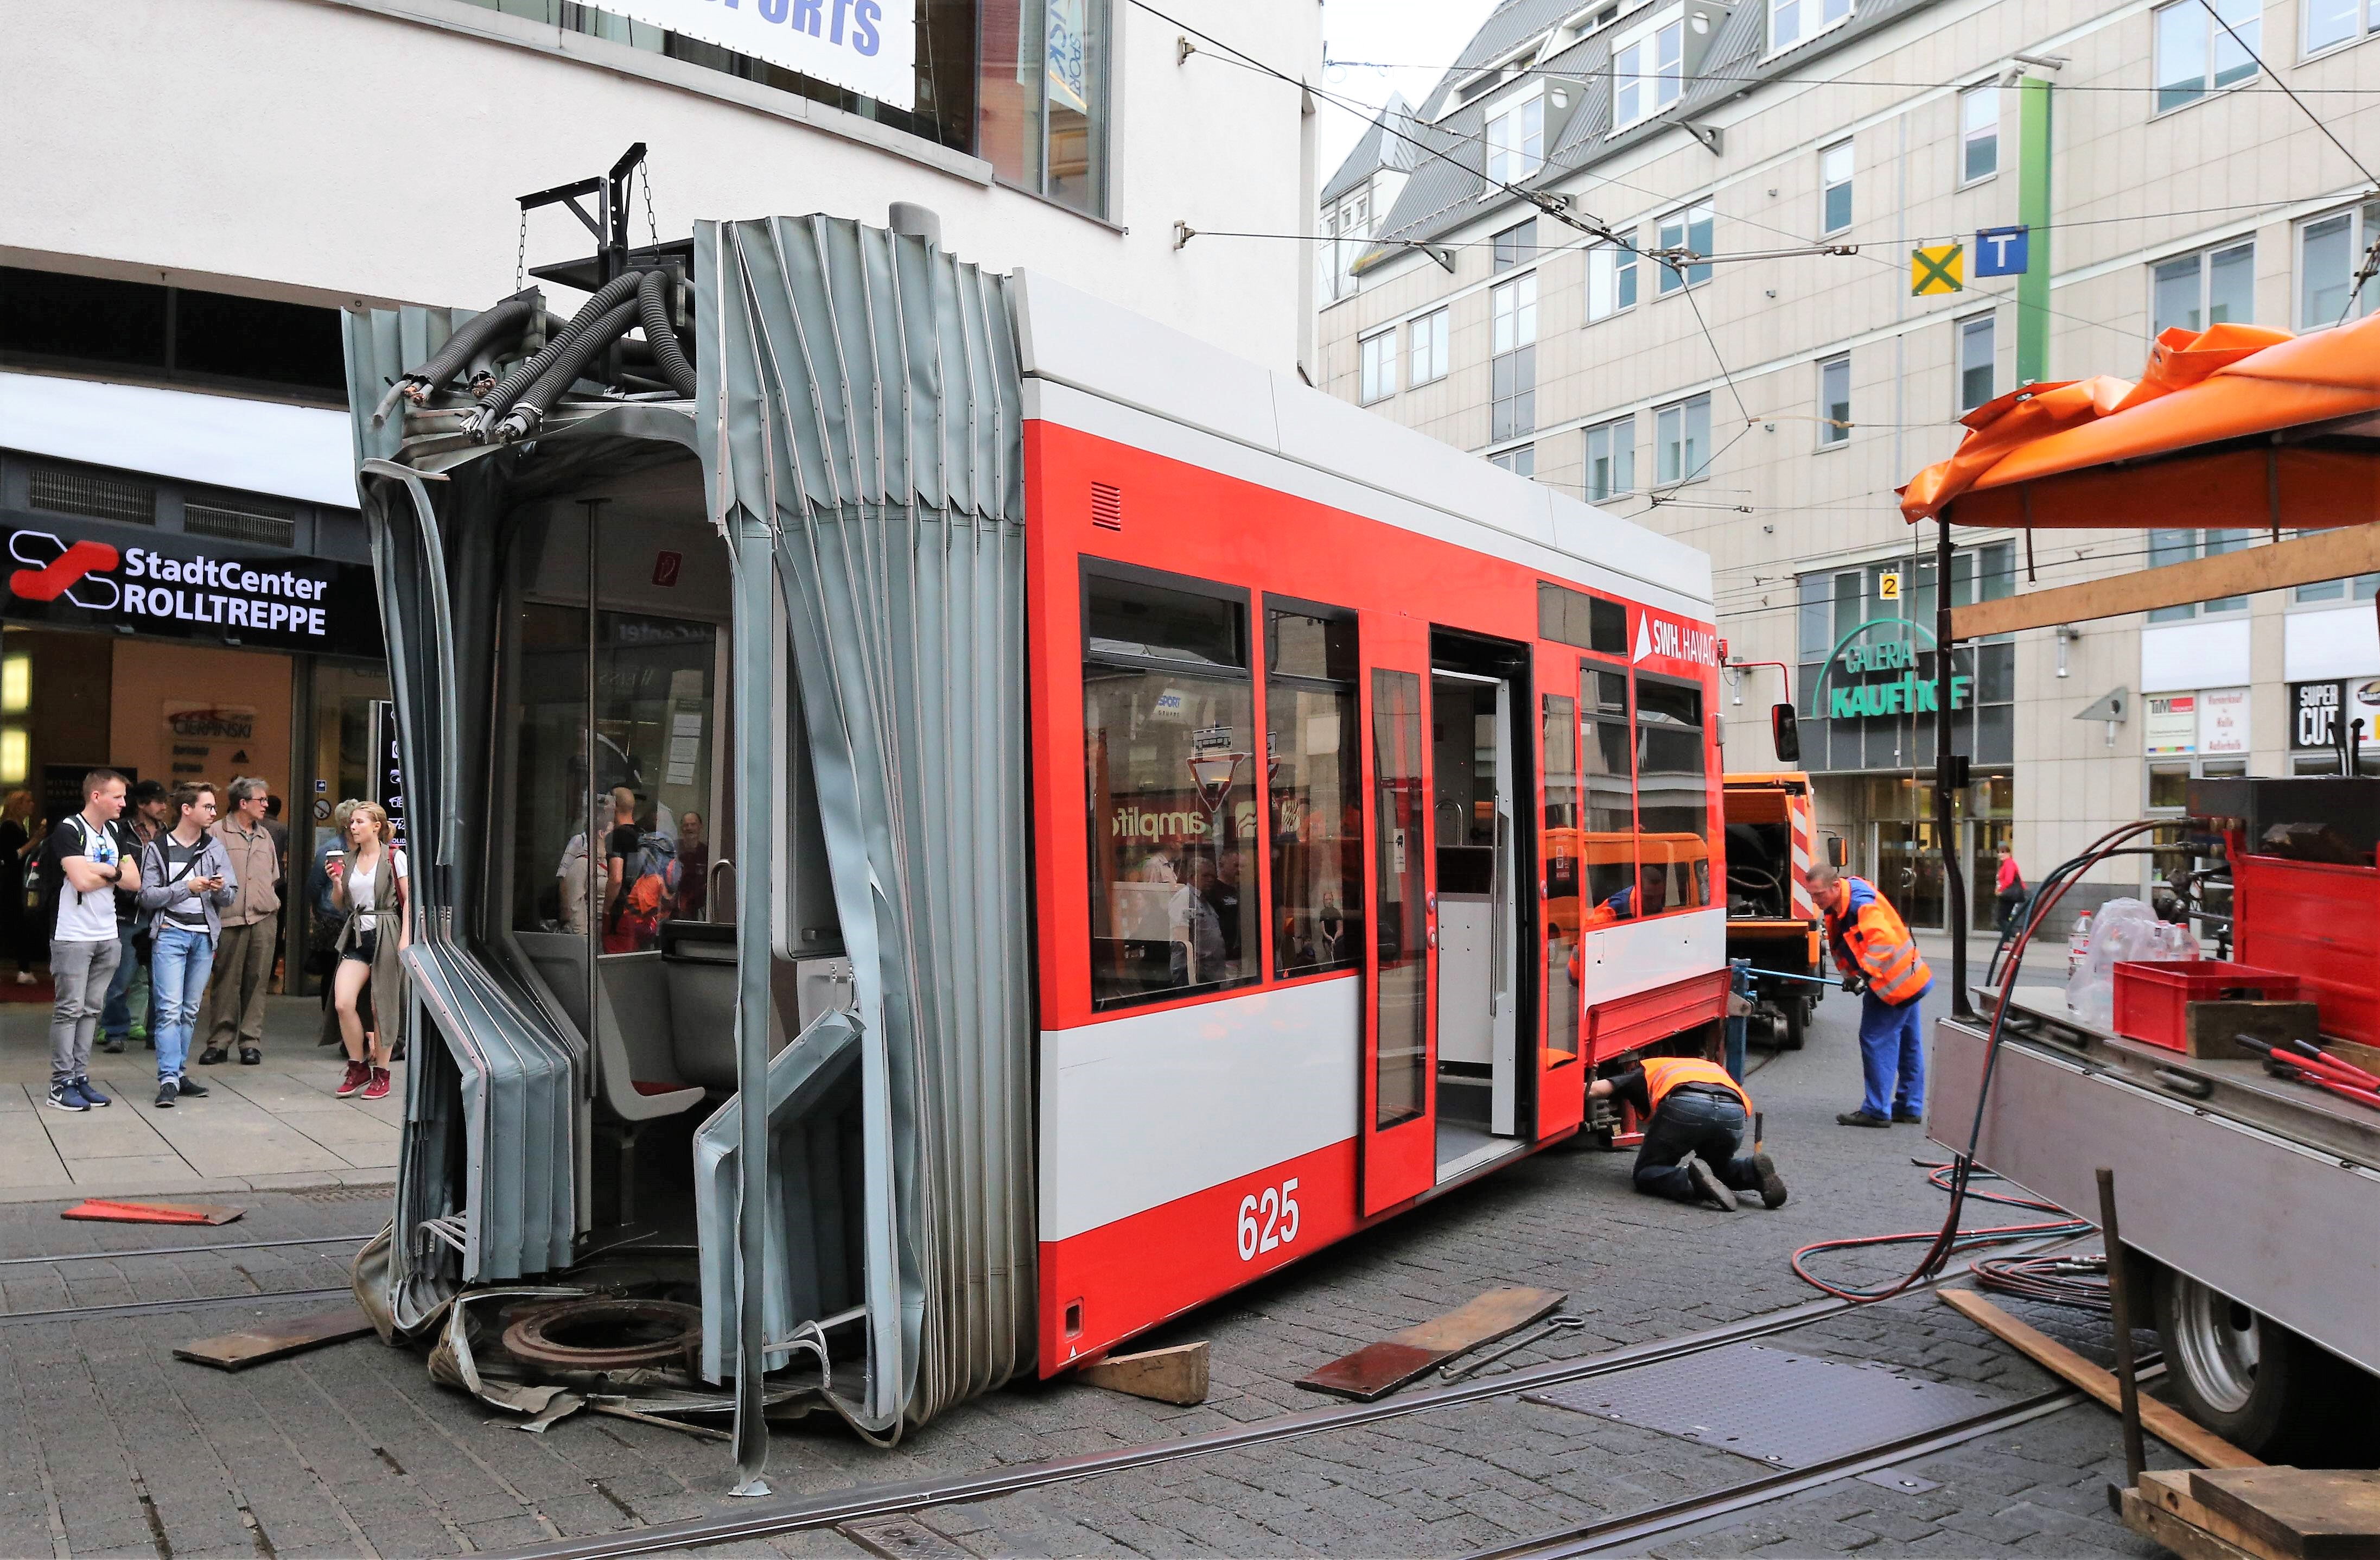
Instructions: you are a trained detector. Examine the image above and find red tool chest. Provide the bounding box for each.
[2231,853,2380,1047]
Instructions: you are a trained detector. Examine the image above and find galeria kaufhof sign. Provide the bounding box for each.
[3,513,384,659]
[1823,632,1971,719]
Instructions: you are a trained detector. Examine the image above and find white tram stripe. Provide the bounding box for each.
[1039,978,1361,1244]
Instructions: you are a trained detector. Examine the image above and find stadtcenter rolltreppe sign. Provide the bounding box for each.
[600,0,917,109]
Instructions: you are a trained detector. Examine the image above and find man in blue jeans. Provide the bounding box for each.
[99,779,169,1054]
[1808,861,1933,1128]
[136,784,236,1109]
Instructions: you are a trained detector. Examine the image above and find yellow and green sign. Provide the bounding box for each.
[1911,244,1964,296]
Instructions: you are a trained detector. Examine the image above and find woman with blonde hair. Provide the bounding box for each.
[330,800,409,1101]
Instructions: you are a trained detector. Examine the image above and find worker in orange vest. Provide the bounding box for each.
[1806,860,1934,1129]
[1589,1054,1787,1211]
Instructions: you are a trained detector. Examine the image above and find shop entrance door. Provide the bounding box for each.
[1873,819,1948,931]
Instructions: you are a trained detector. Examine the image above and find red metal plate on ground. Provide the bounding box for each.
[62,1199,245,1226]
[1296,1286,1567,1400]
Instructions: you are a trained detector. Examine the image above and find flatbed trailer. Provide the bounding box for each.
[1932,986,2380,1453]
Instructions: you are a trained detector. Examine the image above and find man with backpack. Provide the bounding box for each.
[602,787,679,954]
[42,770,141,1111]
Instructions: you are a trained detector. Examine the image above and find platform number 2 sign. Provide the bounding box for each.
[1236,1178,1301,1260]
[1878,572,1901,602]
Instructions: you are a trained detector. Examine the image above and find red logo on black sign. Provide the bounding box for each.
[652,551,682,588]
[9,532,122,608]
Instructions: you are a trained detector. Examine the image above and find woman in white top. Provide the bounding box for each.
[330,800,410,1101]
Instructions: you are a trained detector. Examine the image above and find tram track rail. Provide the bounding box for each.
[490,1235,2080,1560]
[0,1285,356,1326]
[0,1233,369,1269]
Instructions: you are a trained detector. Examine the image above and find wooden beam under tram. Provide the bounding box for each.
[1948,523,2380,638]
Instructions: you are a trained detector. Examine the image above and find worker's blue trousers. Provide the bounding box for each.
[1857,985,1929,1120]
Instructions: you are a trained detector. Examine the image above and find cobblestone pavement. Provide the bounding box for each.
[0,990,2195,1558]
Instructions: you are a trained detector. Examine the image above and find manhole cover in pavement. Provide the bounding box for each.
[1524,1342,2008,1468]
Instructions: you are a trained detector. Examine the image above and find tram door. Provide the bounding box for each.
[1360,645,1436,1214]
[1430,669,1520,1178]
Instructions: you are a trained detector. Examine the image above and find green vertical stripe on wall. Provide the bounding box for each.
[2017,76,2053,386]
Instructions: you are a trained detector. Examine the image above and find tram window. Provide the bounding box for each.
[1537,582,1628,656]
[1542,693,1581,1060]
[1267,608,1361,979]
[1084,573,1256,1009]
[1580,669,1637,921]
[1372,669,1428,1128]
[1634,670,1710,912]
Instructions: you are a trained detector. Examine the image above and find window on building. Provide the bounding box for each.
[1959,313,1996,412]
[2300,200,2380,328]
[1491,445,1537,477]
[1410,308,1449,385]
[1360,329,1397,404]
[2305,0,2373,53]
[1265,606,1362,979]
[2154,0,2259,113]
[1321,186,1373,302]
[0,266,346,402]
[1581,668,1638,917]
[1819,140,1854,234]
[1770,0,1852,53]
[1585,416,1636,500]
[1486,93,1546,183]
[2153,239,2255,334]
[978,0,1115,216]
[1654,394,1711,484]
[1634,673,1710,913]
[1793,542,2016,772]
[1657,201,1714,292]
[1961,85,2000,182]
[2290,531,2380,602]
[1817,354,1851,446]
[1587,239,1639,320]
[1081,570,1256,1009]
[1493,219,1539,271]
[1614,10,1685,128]
[1491,274,1537,440]
[2146,529,2256,622]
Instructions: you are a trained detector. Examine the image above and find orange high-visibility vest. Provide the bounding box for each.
[1823,875,1933,1005]
[1640,1056,1753,1116]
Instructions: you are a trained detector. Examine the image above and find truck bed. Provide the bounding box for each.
[1931,986,2380,1377]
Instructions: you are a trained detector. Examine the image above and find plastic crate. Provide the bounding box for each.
[2112,960,2301,1053]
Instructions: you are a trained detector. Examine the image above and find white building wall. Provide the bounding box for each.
[1,0,1319,375]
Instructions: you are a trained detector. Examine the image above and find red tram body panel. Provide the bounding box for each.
[1011,276,1729,1371]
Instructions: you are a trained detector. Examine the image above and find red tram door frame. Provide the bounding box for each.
[1533,641,1588,1142]
[1358,614,1436,1215]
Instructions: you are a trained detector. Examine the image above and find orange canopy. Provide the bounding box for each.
[1900,315,2380,530]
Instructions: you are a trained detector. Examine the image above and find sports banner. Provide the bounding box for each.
[601,0,916,110]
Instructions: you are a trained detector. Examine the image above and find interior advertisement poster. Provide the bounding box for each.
[2144,693,2197,756]
[2197,687,2249,755]
[599,0,915,110]
[1047,0,1090,113]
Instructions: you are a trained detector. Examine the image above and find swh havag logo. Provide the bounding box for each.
[1633,613,1720,667]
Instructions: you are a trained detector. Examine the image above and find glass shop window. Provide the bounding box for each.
[1265,606,1363,979]
[1634,670,1711,913]
[1580,668,1638,920]
[1083,572,1257,1008]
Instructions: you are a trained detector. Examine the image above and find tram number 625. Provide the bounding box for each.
[1236,1178,1301,1261]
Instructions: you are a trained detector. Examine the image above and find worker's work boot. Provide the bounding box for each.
[1836,1109,1891,1128]
[1751,1152,1789,1209]
[1892,1107,1923,1124]
[1683,1155,1737,1212]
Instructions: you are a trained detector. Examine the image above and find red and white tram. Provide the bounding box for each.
[348,214,1726,1470]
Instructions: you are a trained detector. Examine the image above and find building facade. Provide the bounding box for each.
[1317,0,2380,926]
[3,0,1321,978]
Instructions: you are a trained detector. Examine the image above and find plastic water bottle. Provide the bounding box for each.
[2066,911,2093,978]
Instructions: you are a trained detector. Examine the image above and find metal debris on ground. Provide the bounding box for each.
[1525,1342,2008,1468]
[174,1305,374,1371]
[1298,1286,1568,1400]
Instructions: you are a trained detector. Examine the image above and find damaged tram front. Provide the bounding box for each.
[345,214,1730,1482]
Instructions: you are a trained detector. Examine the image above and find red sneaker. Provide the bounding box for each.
[361,1067,392,1101]
[335,1060,369,1098]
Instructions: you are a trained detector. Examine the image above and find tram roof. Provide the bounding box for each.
[1009,271,1714,617]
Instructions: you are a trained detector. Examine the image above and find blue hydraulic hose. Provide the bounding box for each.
[1741,966,1841,987]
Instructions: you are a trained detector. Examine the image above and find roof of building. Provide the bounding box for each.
[1361,0,1945,262]
[1322,93,1420,204]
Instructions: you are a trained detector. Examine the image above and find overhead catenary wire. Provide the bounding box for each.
[1324,53,2380,98]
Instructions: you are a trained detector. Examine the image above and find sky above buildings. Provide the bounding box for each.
[1315,0,1500,176]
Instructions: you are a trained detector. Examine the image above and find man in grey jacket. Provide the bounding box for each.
[137,784,237,1108]
[198,777,281,1066]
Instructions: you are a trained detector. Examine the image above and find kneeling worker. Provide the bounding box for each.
[1590,1055,1787,1212]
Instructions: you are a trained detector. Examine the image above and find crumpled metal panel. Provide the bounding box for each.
[343,311,584,1321]
[698,214,1034,1438]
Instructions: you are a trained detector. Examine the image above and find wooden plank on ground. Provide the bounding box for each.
[1938,1289,2262,1470]
[1297,1286,1566,1400]
[2190,1468,2380,1559]
[2124,1485,2266,1560]
[1949,525,2380,639]
[63,1198,244,1226]
[174,1306,373,1371]
[2144,1471,2294,1560]
[1077,1341,1210,1405]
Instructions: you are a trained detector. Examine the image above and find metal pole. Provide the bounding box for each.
[1935,519,1974,1019]
[2096,1165,2148,1491]
[727,506,777,1498]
